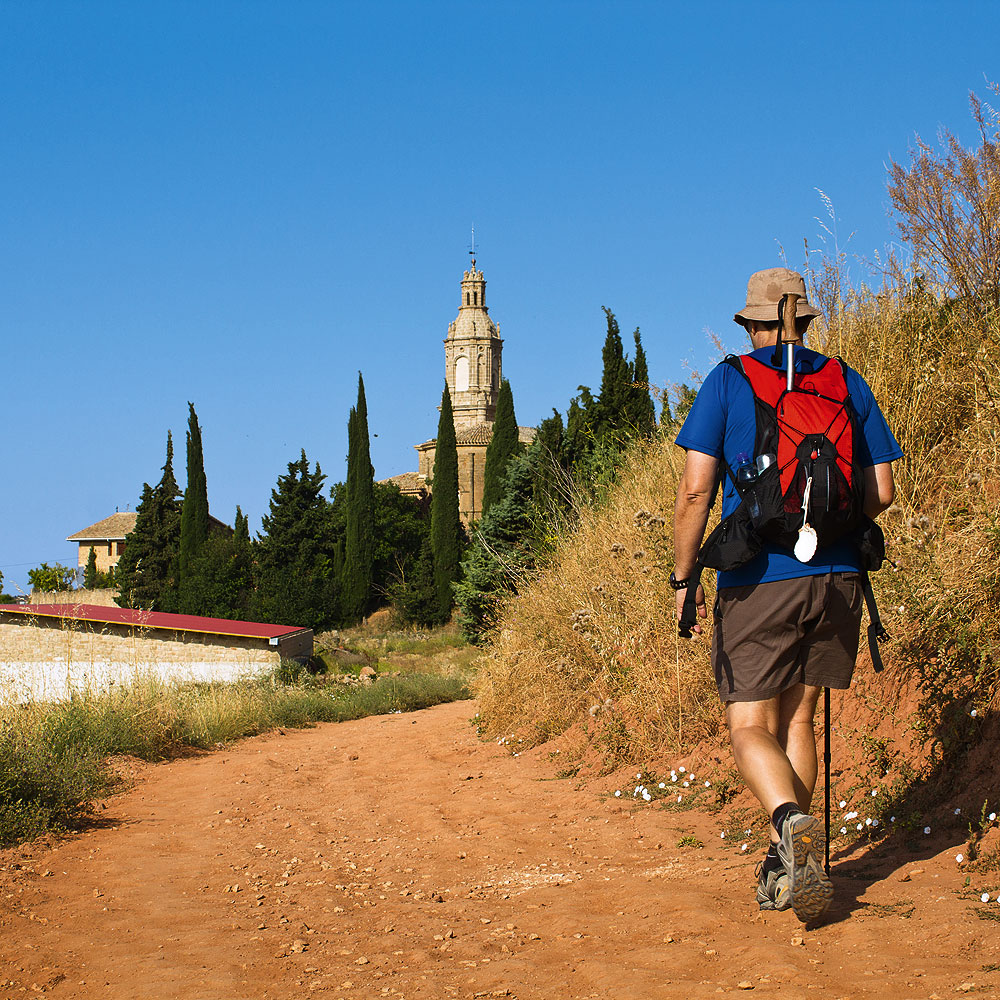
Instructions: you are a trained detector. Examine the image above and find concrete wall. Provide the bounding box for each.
[0,614,313,703]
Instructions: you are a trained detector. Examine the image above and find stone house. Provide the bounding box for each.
[68,511,231,575]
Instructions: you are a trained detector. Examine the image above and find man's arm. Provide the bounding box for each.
[863,462,895,518]
[673,449,719,633]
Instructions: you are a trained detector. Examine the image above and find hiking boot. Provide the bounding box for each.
[776,810,833,922]
[755,862,791,911]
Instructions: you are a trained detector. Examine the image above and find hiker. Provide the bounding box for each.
[670,267,901,921]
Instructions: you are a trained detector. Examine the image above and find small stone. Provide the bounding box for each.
[791,935,804,946]
[737,982,754,990]
[355,956,370,965]
[957,984,975,994]
[705,948,717,957]
[290,939,307,954]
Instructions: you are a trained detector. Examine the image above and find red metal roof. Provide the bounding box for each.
[0,604,308,640]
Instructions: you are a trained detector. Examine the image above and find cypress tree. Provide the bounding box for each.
[84,547,99,589]
[115,432,182,610]
[594,307,629,438]
[481,378,521,518]
[342,373,376,622]
[179,402,210,612]
[430,383,461,624]
[629,328,656,435]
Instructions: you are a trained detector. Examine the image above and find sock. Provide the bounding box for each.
[771,801,800,835]
[761,844,782,876]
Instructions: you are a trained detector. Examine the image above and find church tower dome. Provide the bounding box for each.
[445,256,502,431]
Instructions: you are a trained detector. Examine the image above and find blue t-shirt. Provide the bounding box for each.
[675,346,903,588]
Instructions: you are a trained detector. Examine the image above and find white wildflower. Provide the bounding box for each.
[705,781,711,788]
[741,844,748,852]
[983,893,991,903]
[614,790,621,798]
[840,827,847,834]
[839,800,847,808]
[956,854,965,863]
[924,826,931,835]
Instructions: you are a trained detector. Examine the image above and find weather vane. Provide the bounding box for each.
[469,224,477,269]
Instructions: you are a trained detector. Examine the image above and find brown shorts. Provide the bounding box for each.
[711,573,863,703]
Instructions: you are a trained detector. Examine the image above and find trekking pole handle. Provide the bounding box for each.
[782,293,798,392]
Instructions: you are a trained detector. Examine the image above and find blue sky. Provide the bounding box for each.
[2,1,997,593]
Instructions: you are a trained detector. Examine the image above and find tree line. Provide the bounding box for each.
[28,308,657,633]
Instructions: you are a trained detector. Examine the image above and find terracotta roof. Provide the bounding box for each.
[455,422,493,445]
[67,512,137,542]
[68,511,231,542]
[0,603,308,640]
[380,472,428,493]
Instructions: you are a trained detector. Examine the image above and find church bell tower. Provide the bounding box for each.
[444,255,502,430]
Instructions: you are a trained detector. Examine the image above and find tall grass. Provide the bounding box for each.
[0,669,470,846]
[476,435,720,761]
[475,268,1000,768]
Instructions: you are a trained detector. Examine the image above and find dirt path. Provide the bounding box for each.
[1,700,997,999]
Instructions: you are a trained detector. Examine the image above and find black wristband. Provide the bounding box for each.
[669,572,690,591]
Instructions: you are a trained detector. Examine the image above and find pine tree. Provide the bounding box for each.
[254,450,340,631]
[455,448,541,643]
[342,374,376,622]
[430,383,461,624]
[481,378,521,518]
[628,328,656,435]
[115,432,182,610]
[184,505,255,620]
[83,547,99,589]
[179,402,210,613]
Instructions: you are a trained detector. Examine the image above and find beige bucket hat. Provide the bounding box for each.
[733,267,823,324]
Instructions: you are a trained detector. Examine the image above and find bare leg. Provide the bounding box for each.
[727,683,822,843]
[776,683,822,813]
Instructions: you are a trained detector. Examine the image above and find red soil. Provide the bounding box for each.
[1,699,998,999]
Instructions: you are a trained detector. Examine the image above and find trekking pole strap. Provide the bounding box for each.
[859,570,889,673]
[678,564,705,638]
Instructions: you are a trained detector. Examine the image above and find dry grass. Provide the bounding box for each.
[475,433,721,760]
[476,267,1000,767]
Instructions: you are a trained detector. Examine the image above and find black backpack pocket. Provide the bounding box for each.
[855,516,886,571]
[698,500,763,572]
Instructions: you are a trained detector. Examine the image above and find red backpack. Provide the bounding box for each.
[679,350,888,668]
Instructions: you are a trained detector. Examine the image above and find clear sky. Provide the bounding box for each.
[2,0,997,594]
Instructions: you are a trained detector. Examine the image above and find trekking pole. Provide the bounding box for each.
[824,686,831,875]
[782,292,799,391]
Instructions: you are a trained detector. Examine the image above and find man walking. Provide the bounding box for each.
[671,268,901,921]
